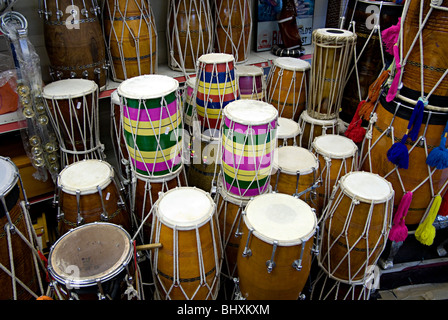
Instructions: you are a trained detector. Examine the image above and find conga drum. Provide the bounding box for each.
[41,0,107,89]
[118,75,183,178]
[104,0,158,81]
[55,159,131,235]
[0,157,44,300]
[167,0,213,72]
[266,57,310,121]
[151,187,222,300]
[47,222,135,300]
[318,171,394,283]
[42,78,103,166]
[298,110,339,150]
[308,28,357,119]
[215,0,252,63]
[235,65,266,101]
[195,53,239,132]
[312,134,358,214]
[221,100,278,198]
[237,193,317,300]
[277,117,301,146]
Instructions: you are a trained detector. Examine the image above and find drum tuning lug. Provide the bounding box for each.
[292,259,303,271]
[56,71,63,79]
[242,247,252,257]
[266,260,276,273]
[70,71,77,78]
[81,8,88,17]
[56,10,63,21]
[100,213,109,221]
[44,10,52,20]
[77,216,84,226]
[82,70,89,79]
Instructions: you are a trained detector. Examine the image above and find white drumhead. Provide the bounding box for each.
[186,77,196,89]
[58,160,113,195]
[0,157,17,195]
[273,146,318,175]
[111,89,120,105]
[235,65,264,76]
[312,134,357,159]
[245,193,316,245]
[340,171,394,202]
[277,117,301,139]
[274,57,311,71]
[300,110,338,125]
[198,53,234,64]
[42,79,97,99]
[117,75,179,100]
[314,28,355,41]
[157,187,214,229]
[223,100,278,125]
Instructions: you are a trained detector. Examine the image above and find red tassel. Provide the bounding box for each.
[439,191,448,216]
[345,100,366,143]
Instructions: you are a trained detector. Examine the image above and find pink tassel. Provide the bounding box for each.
[382,18,401,55]
[388,192,412,242]
[386,44,402,103]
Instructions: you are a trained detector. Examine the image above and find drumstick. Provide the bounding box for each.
[135,243,162,251]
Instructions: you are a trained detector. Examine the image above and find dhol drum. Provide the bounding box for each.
[40,0,107,89]
[298,110,339,150]
[118,75,183,178]
[150,187,222,300]
[183,77,196,134]
[312,134,358,214]
[318,171,394,283]
[214,0,252,63]
[55,159,131,236]
[195,53,239,132]
[266,57,310,121]
[277,117,301,146]
[167,0,213,72]
[221,100,278,198]
[47,222,136,300]
[235,65,266,101]
[104,0,158,81]
[271,146,319,209]
[236,193,317,300]
[43,78,103,166]
[0,157,45,300]
[308,28,356,120]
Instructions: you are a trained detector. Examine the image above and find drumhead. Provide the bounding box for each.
[198,53,234,64]
[277,117,301,139]
[312,134,357,159]
[186,77,196,89]
[117,74,179,100]
[223,100,278,125]
[58,160,113,195]
[313,28,355,41]
[0,157,17,196]
[273,146,318,175]
[244,193,316,246]
[48,222,132,287]
[42,79,97,99]
[340,171,394,203]
[235,65,264,76]
[156,187,215,229]
[111,89,120,105]
[300,110,338,125]
[273,57,311,71]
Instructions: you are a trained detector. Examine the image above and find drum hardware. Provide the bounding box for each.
[265,241,278,273]
[292,240,307,271]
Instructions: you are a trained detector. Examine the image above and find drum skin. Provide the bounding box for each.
[298,111,339,150]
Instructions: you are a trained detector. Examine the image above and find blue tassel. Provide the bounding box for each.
[387,134,409,169]
[426,120,448,169]
[408,98,425,141]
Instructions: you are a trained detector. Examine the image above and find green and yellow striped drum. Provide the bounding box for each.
[118,75,183,177]
[221,99,278,198]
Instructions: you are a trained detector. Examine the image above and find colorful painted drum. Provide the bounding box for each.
[183,77,196,133]
[298,110,339,150]
[277,117,301,146]
[151,187,222,300]
[237,193,317,300]
[221,100,278,198]
[196,53,239,132]
[118,75,183,177]
[266,57,311,121]
[235,65,266,101]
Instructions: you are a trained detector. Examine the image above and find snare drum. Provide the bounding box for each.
[318,171,394,283]
[47,222,135,300]
[43,79,103,166]
[151,187,222,300]
[277,117,301,146]
[298,110,339,150]
[118,75,183,178]
[56,159,131,235]
[235,65,266,101]
[104,0,158,81]
[237,193,317,300]
[266,57,310,121]
[221,100,278,198]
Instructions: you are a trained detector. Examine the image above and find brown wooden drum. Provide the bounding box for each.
[298,110,339,150]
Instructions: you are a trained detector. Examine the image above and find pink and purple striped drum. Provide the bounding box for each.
[118,75,183,177]
[235,65,266,101]
[221,99,278,198]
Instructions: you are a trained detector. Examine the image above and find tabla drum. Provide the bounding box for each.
[235,65,266,101]
[40,0,107,89]
[318,171,394,283]
[151,187,222,300]
[104,0,158,81]
[195,53,239,132]
[0,157,45,300]
[43,79,103,166]
[298,110,339,150]
[312,134,358,214]
[167,0,213,72]
[266,57,310,121]
[118,75,183,178]
[277,117,301,147]
[47,222,135,300]
[308,28,357,120]
[214,0,252,63]
[55,159,131,235]
[236,193,317,300]
[221,100,278,198]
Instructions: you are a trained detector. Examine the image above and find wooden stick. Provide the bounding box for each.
[135,243,162,251]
